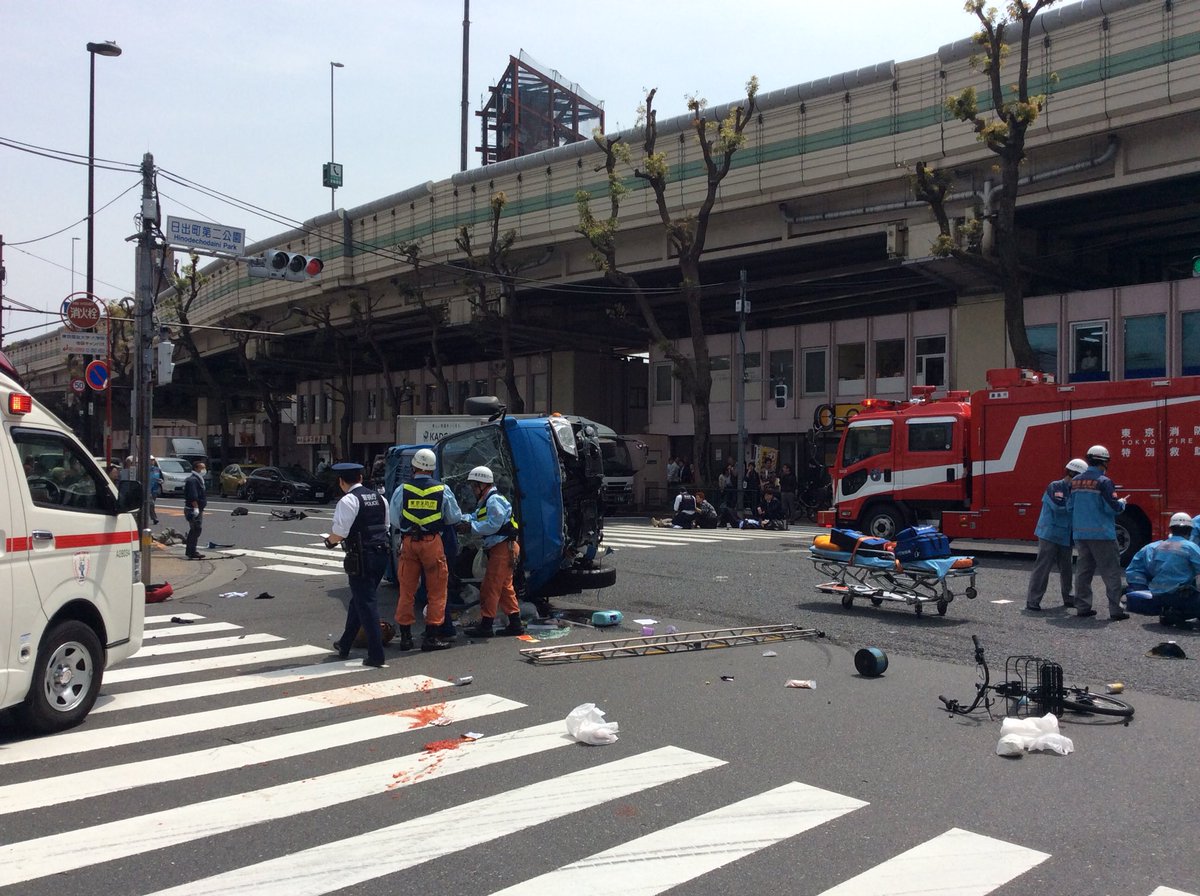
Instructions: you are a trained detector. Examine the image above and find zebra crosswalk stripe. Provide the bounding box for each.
[0,692,522,815]
[140,621,242,640]
[131,632,284,657]
[813,827,1049,896]
[491,781,868,895]
[139,746,728,896]
[103,644,330,684]
[0,674,448,766]
[93,657,368,714]
[0,720,589,887]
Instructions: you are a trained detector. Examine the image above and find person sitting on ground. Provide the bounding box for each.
[1125,511,1200,629]
[695,490,719,529]
[757,487,786,530]
[672,487,698,529]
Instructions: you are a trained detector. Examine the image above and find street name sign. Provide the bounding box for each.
[166,216,246,255]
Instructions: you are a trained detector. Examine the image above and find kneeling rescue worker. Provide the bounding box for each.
[459,465,525,637]
[392,447,462,651]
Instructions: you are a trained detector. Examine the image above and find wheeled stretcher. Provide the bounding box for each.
[809,538,979,616]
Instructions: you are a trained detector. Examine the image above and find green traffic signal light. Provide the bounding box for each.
[1193,255,1200,278]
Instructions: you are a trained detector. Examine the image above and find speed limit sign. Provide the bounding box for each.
[71,378,86,395]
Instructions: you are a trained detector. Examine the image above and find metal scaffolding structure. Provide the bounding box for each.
[478,52,603,165]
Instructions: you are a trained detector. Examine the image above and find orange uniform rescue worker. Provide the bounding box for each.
[391,448,462,652]
[460,465,525,638]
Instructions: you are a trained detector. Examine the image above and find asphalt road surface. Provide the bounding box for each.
[1,503,1196,896]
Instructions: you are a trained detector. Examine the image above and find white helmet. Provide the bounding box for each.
[412,448,436,471]
[1066,458,1088,474]
[467,465,494,484]
[1086,445,1110,463]
[1169,512,1194,528]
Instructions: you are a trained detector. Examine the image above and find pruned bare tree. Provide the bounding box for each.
[577,78,759,481]
[918,0,1061,369]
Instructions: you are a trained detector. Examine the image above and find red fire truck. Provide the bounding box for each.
[818,368,1200,564]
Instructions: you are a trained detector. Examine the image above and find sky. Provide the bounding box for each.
[0,0,982,345]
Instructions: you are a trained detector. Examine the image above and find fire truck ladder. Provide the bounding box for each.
[519,623,824,664]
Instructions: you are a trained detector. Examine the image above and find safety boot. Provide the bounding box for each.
[464,616,494,638]
[496,612,526,636]
[421,629,454,651]
[396,625,415,651]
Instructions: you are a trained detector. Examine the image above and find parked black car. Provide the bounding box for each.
[242,466,331,504]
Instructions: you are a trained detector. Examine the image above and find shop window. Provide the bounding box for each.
[1123,315,1165,379]
[711,355,731,402]
[803,348,827,395]
[874,339,905,392]
[654,363,673,404]
[1070,321,1109,383]
[915,335,947,388]
[1184,312,1200,376]
[1027,325,1058,379]
[837,343,866,396]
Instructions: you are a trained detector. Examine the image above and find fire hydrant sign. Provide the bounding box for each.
[61,293,102,331]
[166,216,245,255]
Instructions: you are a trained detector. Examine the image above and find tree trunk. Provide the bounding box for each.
[997,154,1037,369]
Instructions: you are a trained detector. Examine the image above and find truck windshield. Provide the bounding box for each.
[437,425,517,512]
[600,439,635,477]
[842,423,893,466]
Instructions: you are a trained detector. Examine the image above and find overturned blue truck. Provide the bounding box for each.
[385,398,616,615]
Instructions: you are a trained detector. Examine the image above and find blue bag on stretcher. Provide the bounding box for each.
[893,526,951,561]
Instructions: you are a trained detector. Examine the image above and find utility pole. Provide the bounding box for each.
[0,234,6,347]
[460,0,470,172]
[735,269,749,511]
[134,152,157,584]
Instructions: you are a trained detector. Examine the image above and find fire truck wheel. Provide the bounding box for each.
[863,502,906,540]
[1116,514,1150,567]
[18,620,103,733]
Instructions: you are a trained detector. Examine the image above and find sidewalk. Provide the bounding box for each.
[144,543,245,598]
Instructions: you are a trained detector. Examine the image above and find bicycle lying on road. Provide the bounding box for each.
[938,635,1134,724]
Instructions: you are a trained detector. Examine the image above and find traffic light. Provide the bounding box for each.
[248,249,324,282]
[1192,255,1200,278]
[774,383,788,408]
[156,339,175,384]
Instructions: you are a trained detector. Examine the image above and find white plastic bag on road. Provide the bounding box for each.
[565,702,620,745]
[996,713,1074,756]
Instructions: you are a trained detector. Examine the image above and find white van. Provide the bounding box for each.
[1,350,144,733]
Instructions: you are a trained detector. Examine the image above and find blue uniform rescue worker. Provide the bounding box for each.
[459,465,524,638]
[1067,444,1128,620]
[390,447,462,652]
[1026,458,1088,611]
[1125,512,1200,629]
[326,462,390,668]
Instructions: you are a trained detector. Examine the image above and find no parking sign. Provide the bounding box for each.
[85,360,109,392]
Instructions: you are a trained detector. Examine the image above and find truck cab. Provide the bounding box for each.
[410,399,614,613]
[0,349,144,733]
[826,392,972,539]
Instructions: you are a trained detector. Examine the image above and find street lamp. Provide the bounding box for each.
[86,39,120,453]
[329,61,344,211]
[71,236,80,294]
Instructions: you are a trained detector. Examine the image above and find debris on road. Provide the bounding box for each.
[565,702,619,745]
[785,679,816,689]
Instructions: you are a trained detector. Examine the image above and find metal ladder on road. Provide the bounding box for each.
[519,623,824,664]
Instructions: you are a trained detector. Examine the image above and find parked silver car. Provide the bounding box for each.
[156,457,193,496]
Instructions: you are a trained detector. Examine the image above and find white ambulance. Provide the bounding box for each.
[1,349,144,733]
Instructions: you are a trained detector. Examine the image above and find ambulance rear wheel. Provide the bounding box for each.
[18,620,103,733]
[863,502,906,540]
